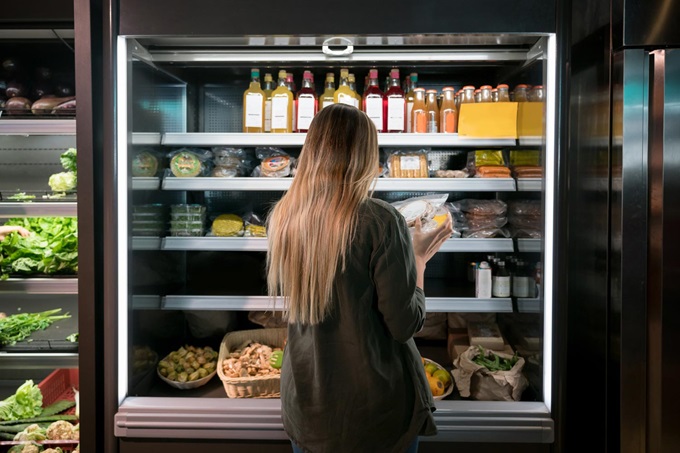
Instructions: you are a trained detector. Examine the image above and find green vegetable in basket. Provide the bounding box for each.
[0,380,43,421]
[472,346,519,372]
[13,423,46,441]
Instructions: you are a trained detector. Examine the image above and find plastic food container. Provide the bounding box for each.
[133,203,166,214]
[132,227,166,237]
[169,220,204,229]
[169,228,204,237]
[170,212,206,222]
[133,220,167,229]
[171,204,205,214]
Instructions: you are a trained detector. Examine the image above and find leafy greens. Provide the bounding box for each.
[0,309,71,346]
[0,381,43,421]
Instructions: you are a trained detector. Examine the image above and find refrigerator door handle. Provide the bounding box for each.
[322,37,354,56]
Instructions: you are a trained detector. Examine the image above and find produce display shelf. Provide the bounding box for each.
[0,352,78,370]
[114,397,553,443]
[161,176,516,192]
[0,278,78,294]
[516,178,542,191]
[132,295,163,310]
[161,132,518,148]
[160,237,514,253]
[517,238,542,253]
[132,177,162,190]
[0,119,76,135]
[132,237,163,250]
[160,295,512,313]
[0,202,78,217]
[516,297,542,313]
[518,136,544,146]
[132,132,162,146]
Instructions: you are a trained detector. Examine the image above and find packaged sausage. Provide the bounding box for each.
[387,150,429,178]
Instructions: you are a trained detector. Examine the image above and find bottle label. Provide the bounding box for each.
[297,96,316,131]
[400,156,421,171]
[412,110,427,133]
[337,93,355,107]
[271,96,289,130]
[365,97,384,130]
[387,97,405,131]
[264,99,272,132]
[492,276,511,298]
[512,276,530,298]
[442,109,457,133]
[245,93,264,128]
[426,111,438,133]
[406,101,414,133]
[322,99,334,109]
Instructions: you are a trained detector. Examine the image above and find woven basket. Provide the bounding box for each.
[217,328,287,398]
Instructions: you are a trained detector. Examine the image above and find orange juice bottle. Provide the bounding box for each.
[439,87,457,133]
[411,88,427,133]
[425,89,440,133]
[242,68,265,133]
[271,70,293,133]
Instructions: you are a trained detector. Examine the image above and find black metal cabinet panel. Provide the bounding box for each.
[618,0,680,47]
[119,0,555,36]
[0,0,73,25]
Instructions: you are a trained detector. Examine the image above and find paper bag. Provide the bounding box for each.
[452,346,528,401]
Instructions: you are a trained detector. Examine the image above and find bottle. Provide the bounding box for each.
[334,68,357,108]
[529,85,545,102]
[474,89,482,103]
[242,68,266,133]
[385,68,406,132]
[425,89,439,133]
[512,260,531,298]
[262,73,275,132]
[476,262,492,299]
[270,70,294,133]
[461,86,476,104]
[296,70,318,133]
[319,73,336,109]
[479,85,493,103]
[362,68,385,132]
[411,88,427,133]
[491,88,499,103]
[286,73,297,132]
[497,84,511,102]
[514,84,529,102]
[347,73,361,108]
[439,86,457,133]
[405,73,418,133]
[492,260,511,298]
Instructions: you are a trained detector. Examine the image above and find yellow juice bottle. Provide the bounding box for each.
[348,73,361,109]
[334,68,357,108]
[320,73,336,109]
[270,69,293,133]
[262,72,275,132]
[242,68,265,133]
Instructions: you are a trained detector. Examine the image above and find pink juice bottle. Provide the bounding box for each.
[296,70,318,132]
[362,68,385,132]
[385,68,406,133]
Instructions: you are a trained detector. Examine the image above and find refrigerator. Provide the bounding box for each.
[76,0,566,452]
[0,0,79,417]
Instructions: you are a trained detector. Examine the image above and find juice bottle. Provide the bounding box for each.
[348,73,361,108]
[411,88,427,133]
[439,86,457,133]
[286,73,297,132]
[514,84,529,102]
[479,85,493,103]
[405,73,418,133]
[242,68,266,133]
[385,68,406,132]
[320,73,336,109]
[496,84,511,102]
[334,68,357,108]
[296,70,318,133]
[262,73,275,132]
[425,89,440,133]
[271,69,293,133]
[362,68,385,132]
[461,86,476,104]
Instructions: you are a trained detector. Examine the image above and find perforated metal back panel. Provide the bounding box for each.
[0,136,76,194]
[132,63,187,133]
[202,85,243,132]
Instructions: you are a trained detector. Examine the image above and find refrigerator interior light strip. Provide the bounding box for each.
[542,34,557,412]
[116,36,129,405]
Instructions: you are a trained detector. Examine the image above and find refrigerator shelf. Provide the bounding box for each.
[516,178,542,191]
[0,119,76,136]
[159,295,513,313]
[517,298,542,313]
[114,397,553,443]
[132,133,162,146]
[0,352,78,370]
[158,236,515,253]
[0,278,78,294]
[132,237,163,250]
[0,202,78,217]
[517,238,542,252]
[161,132,519,148]
[518,136,544,146]
[131,177,162,190]
[160,176,517,192]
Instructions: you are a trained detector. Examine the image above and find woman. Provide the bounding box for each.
[267,103,452,453]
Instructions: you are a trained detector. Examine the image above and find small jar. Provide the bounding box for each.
[529,85,545,102]
[496,84,511,102]
[479,85,493,103]
[474,89,481,103]
[461,86,476,104]
[491,88,499,102]
[514,84,529,102]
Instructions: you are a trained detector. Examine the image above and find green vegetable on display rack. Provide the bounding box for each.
[0,381,43,422]
[0,309,71,346]
[48,148,77,193]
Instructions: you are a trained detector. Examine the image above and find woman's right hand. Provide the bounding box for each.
[412,214,453,265]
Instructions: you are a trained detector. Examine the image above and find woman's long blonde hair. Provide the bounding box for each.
[266,104,379,325]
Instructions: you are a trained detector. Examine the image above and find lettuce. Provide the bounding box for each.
[0,380,43,421]
[48,172,77,192]
[60,148,77,174]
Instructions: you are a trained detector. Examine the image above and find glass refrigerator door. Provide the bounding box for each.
[114,34,557,444]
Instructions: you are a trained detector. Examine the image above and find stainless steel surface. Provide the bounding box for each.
[131,177,161,190]
[161,132,518,148]
[0,119,77,135]
[0,278,78,294]
[516,179,542,191]
[0,202,78,217]
[518,137,544,146]
[132,237,162,250]
[0,353,78,369]
[132,133,162,145]
[160,295,513,313]
[115,397,552,442]
[131,295,162,310]
[162,177,517,192]
[517,298,542,313]
[517,239,542,252]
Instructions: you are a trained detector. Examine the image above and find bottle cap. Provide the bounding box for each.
[340,68,349,76]
[533,85,544,89]
[480,85,492,90]
[286,74,294,82]
[369,69,378,78]
[463,85,476,90]
[442,86,455,91]
[497,84,509,89]
[348,74,356,82]
[410,73,418,82]
[390,69,400,78]
[303,70,313,80]
[491,88,498,92]
[264,73,273,82]
[278,70,287,79]
[426,89,438,94]
[516,84,529,89]
[474,89,481,93]
[414,87,425,92]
